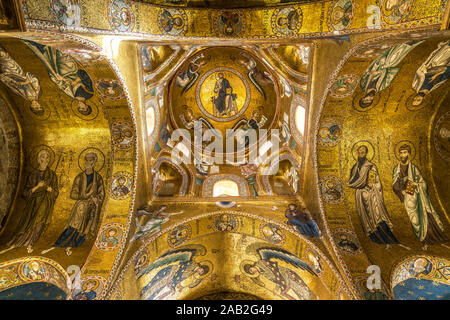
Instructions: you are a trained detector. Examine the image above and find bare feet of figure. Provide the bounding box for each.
[385,244,392,250]
[66,247,72,256]
[422,244,428,251]
[26,246,33,253]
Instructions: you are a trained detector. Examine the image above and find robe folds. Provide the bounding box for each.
[55,170,104,248]
[392,162,447,244]
[23,41,94,101]
[412,40,450,93]
[348,159,398,244]
[8,168,59,247]
[360,41,422,93]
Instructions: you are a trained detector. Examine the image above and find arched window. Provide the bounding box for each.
[146,106,155,137]
[213,180,240,197]
[294,105,306,135]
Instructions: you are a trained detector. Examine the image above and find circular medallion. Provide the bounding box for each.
[111,121,135,150]
[168,224,192,247]
[212,213,239,232]
[95,79,125,101]
[330,74,359,98]
[319,175,344,204]
[271,7,303,37]
[259,223,285,244]
[317,119,342,147]
[107,0,135,32]
[352,87,382,112]
[195,67,251,122]
[95,223,125,251]
[328,0,354,31]
[19,260,47,282]
[157,8,188,36]
[50,0,81,27]
[434,110,450,162]
[380,0,412,25]
[213,11,245,37]
[333,228,362,256]
[110,171,133,200]
[71,99,99,121]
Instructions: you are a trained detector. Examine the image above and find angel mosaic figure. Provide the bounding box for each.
[359,41,423,109]
[131,205,183,242]
[228,109,268,147]
[139,245,211,300]
[176,53,209,94]
[240,246,317,300]
[24,41,94,116]
[411,40,450,107]
[237,52,272,99]
[0,45,42,115]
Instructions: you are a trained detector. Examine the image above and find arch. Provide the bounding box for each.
[202,174,249,197]
[263,152,301,195]
[212,179,240,197]
[152,156,189,196]
[290,94,307,148]
[108,211,353,300]
[0,257,70,296]
[391,255,450,300]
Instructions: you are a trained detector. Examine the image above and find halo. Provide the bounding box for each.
[30,145,55,169]
[105,226,119,236]
[196,260,213,279]
[352,88,381,112]
[82,278,100,291]
[171,14,184,29]
[405,92,428,111]
[78,147,105,172]
[27,100,51,121]
[239,260,259,278]
[394,140,416,161]
[135,251,149,270]
[351,140,375,161]
[71,99,99,121]
[276,14,288,27]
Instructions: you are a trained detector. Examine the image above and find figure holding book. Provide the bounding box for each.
[392,144,448,250]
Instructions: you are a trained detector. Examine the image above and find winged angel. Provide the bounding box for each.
[240,244,318,300]
[236,52,273,100]
[139,244,212,300]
